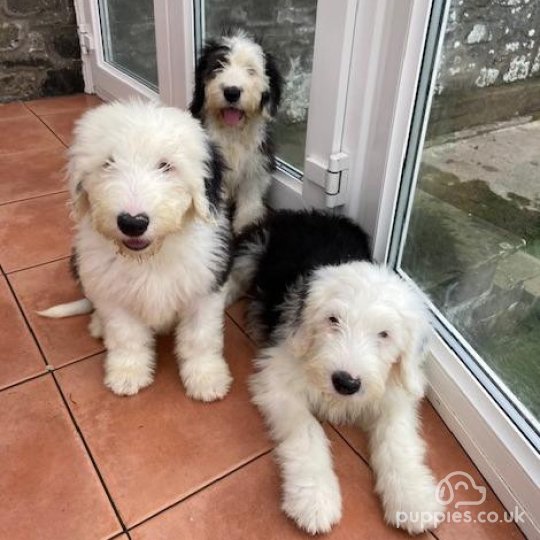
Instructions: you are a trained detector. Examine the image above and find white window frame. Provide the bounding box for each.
[339,1,539,537]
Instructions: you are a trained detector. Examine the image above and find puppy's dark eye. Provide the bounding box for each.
[103,157,114,168]
[158,161,172,172]
[378,331,389,339]
[247,67,257,76]
[328,316,339,326]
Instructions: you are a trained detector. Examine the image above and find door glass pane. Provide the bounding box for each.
[197,1,317,173]
[99,0,158,89]
[396,0,540,429]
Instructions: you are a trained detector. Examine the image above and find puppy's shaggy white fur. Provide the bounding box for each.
[41,101,233,400]
[231,211,444,535]
[190,31,282,234]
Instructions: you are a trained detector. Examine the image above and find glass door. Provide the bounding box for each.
[75,0,167,102]
[98,0,159,90]
[389,0,540,445]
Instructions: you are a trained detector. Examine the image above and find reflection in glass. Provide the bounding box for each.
[201,0,317,172]
[400,0,540,424]
[99,0,158,89]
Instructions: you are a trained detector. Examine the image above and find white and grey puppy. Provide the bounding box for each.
[40,101,233,401]
[229,210,444,535]
[190,30,282,235]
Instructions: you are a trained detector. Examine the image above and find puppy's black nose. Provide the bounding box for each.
[223,86,242,103]
[331,371,361,395]
[117,213,149,237]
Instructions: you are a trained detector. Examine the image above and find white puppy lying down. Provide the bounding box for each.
[228,210,444,535]
[40,101,233,401]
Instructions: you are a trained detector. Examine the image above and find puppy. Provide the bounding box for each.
[229,210,444,535]
[190,30,282,235]
[40,101,233,401]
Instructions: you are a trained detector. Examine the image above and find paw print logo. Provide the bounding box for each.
[436,471,487,508]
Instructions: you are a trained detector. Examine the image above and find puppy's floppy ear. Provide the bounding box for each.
[396,304,431,398]
[189,57,207,119]
[72,179,90,220]
[190,40,228,119]
[192,141,226,222]
[290,321,313,358]
[261,52,283,118]
[67,154,89,220]
[287,278,312,358]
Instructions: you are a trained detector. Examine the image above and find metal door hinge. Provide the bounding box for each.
[77,24,94,55]
[304,152,349,208]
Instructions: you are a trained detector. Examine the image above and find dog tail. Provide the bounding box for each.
[37,298,93,318]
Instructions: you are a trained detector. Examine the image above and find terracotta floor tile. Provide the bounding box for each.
[0,115,63,155]
[0,192,73,272]
[226,298,249,335]
[131,428,424,540]
[0,147,67,204]
[335,402,524,539]
[55,318,271,526]
[9,258,103,367]
[25,94,103,115]
[40,110,85,146]
[0,276,45,389]
[0,375,121,540]
[0,101,32,120]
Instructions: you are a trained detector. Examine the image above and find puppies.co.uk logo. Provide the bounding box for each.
[436,471,487,507]
[395,471,526,528]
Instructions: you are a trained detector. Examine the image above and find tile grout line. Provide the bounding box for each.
[0,189,68,208]
[127,448,273,533]
[2,274,129,536]
[24,103,70,148]
[0,371,50,393]
[6,253,71,276]
[329,424,372,469]
[225,310,255,346]
[4,275,52,369]
[50,369,129,536]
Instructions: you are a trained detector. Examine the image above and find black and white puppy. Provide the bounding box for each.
[227,210,443,535]
[190,30,283,235]
[39,101,233,401]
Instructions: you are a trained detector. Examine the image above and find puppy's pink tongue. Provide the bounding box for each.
[222,108,243,126]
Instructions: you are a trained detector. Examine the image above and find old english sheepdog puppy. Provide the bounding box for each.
[228,210,444,535]
[39,101,233,400]
[190,30,282,235]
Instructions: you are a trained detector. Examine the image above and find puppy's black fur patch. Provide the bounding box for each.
[190,40,231,120]
[260,131,276,174]
[69,248,80,282]
[261,52,282,117]
[204,141,227,214]
[235,210,372,341]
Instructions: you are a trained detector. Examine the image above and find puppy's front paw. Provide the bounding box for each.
[181,356,232,402]
[282,472,342,535]
[104,353,154,396]
[383,476,444,534]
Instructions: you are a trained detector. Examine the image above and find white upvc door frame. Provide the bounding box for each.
[153,0,195,108]
[74,0,158,102]
[338,0,540,537]
[75,0,194,107]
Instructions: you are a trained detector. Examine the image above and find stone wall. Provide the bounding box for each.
[0,0,83,103]
[437,0,540,94]
[431,0,540,135]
